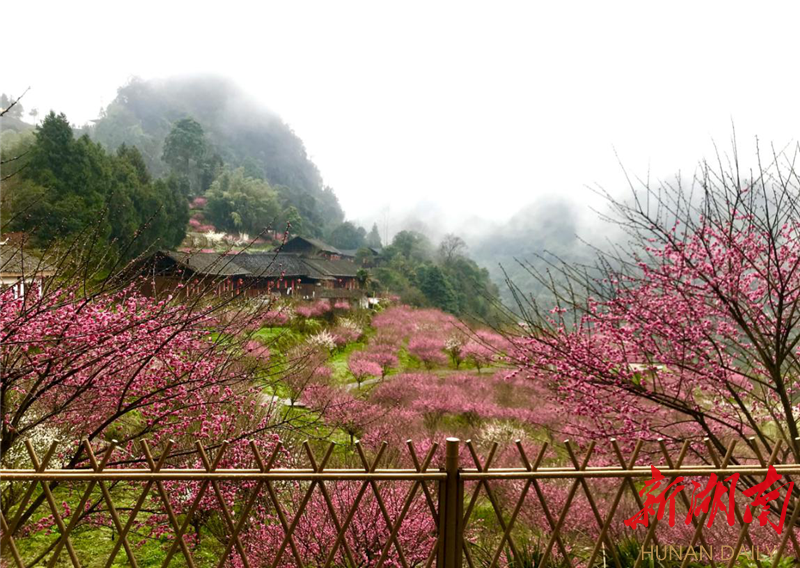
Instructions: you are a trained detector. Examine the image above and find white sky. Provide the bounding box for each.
[4,1,800,233]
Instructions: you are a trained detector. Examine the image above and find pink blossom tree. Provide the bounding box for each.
[506,145,800,464]
[407,336,447,369]
[462,341,494,373]
[0,248,292,541]
[444,334,466,369]
[303,385,384,446]
[281,344,330,405]
[348,355,383,387]
[333,299,351,310]
[363,344,399,377]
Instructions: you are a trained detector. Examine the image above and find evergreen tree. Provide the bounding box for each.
[162,117,207,195]
[5,112,187,259]
[416,264,458,314]
[365,223,382,248]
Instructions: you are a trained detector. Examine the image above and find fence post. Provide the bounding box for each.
[438,437,462,568]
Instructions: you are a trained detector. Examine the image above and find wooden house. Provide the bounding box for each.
[0,246,55,298]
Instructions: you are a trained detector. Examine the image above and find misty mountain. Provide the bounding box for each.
[467,199,596,307]
[90,75,344,232]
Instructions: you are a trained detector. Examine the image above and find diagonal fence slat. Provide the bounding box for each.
[142,439,202,568]
[104,439,173,568]
[81,440,141,568]
[564,440,625,568]
[25,440,82,568]
[0,509,25,568]
[215,441,289,568]
[463,439,527,566]
[524,442,575,565]
[538,440,596,568]
[2,440,60,568]
[356,441,412,568]
[196,442,251,568]
[584,438,644,568]
[486,440,549,568]
[272,442,336,568]
[374,441,440,568]
[656,439,720,568]
[308,441,360,568]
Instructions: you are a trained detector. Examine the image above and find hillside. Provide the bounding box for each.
[90,75,344,235]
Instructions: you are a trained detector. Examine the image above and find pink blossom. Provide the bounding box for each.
[190,196,207,209]
[348,355,382,386]
[407,336,447,369]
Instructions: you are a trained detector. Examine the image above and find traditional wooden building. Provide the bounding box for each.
[137,249,362,300]
[136,250,251,298]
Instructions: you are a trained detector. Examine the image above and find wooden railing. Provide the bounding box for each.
[2,437,800,567]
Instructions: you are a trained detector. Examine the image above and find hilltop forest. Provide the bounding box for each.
[0,78,499,319]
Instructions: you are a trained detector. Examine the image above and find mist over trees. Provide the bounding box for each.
[365,223,382,247]
[327,220,367,249]
[372,229,499,319]
[90,75,345,236]
[467,199,596,307]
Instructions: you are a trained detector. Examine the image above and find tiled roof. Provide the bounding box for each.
[162,251,250,276]
[233,253,333,280]
[0,247,56,276]
[302,257,360,278]
[155,250,359,281]
[301,237,342,255]
[337,247,382,257]
[279,236,342,255]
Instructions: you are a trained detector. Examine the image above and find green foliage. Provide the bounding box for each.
[161,117,221,196]
[251,326,303,353]
[356,268,371,287]
[2,112,187,259]
[355,247,374,266]
[441,255,500,319]
[205,168,281,235]
[281,205,304,235]
[162,117,206,177]
[416,264,458,313]
[117,143,152,184]
[327,221,366,249]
